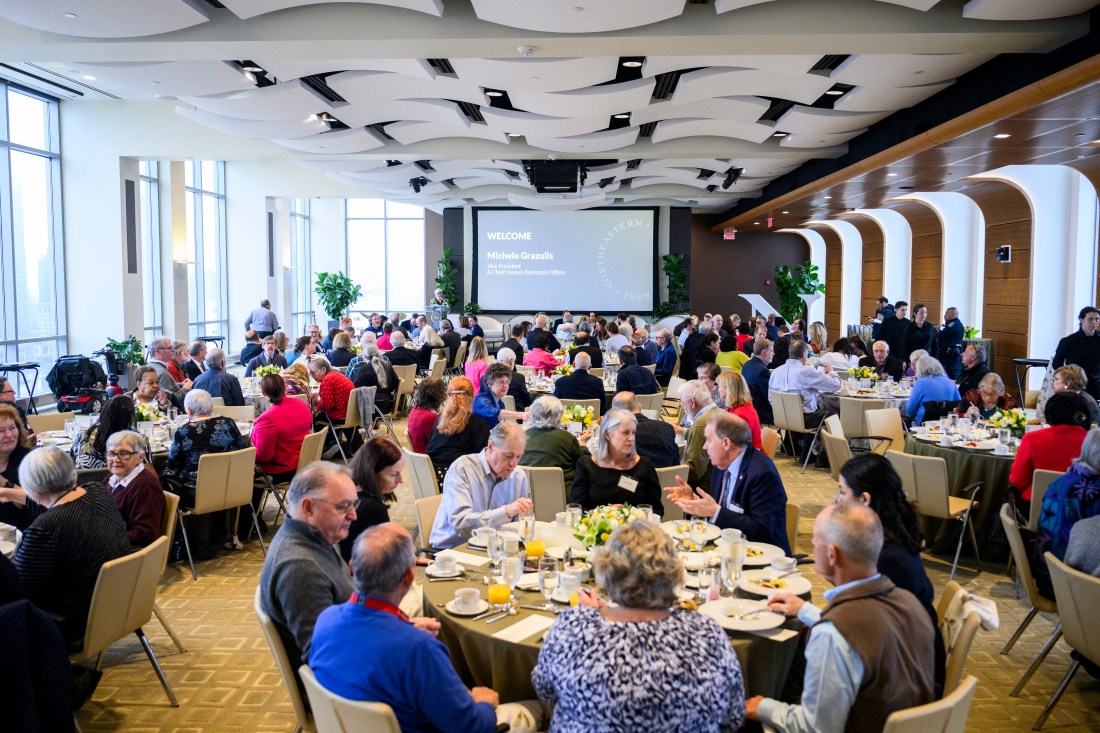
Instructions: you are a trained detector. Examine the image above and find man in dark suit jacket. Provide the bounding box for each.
[615,347,660,396]
[384,332,421,368]
[184,340,207,380]
[955,343,990,397]
[526,315,561,352]
[553,352,606,412]
[742,340,774,424]
[238,331,262,366]
[664,411,790,553]
[858,340,905,381]
[612,392,679,468]
[500,324,526,363]
[438,319,462,360]
[567,333,603,368]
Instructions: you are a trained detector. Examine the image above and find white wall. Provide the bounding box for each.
[306,198,348,328]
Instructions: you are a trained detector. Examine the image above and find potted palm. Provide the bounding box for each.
[315,272,363,329]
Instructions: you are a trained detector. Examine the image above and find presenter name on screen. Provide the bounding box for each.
[486,250,555,261]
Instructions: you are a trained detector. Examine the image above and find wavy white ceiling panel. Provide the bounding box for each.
[328,70,486,107]
[631,96,772,126]
[293,159,387,173]
[493,160,526,174]
[377,180,449,196]
[832,53,996,87]
[779,130,859,148]
[581,180,622,195]
[629,169,713,187]
[0,0,209,38]
[875,0,942,9]
[963,0,1097,20]
[470,0,685,33]
[271,127,388,153]
[832,80,954,112]
[425,159,500,175]
[737,157,805,176]
[776,106,892,135]
[629,176,713,191]
[219,0,442,20]
[643,55,819,79]
[449,58,619,94]
[506,192,609,211]
[635,159,731,175]
[60,61,254,98]
[181,79,330,120]
[338,163,421,183]
[506,78,655,118]
[481,108,610,137]
[385,120,509,145]
[336,98,469,129]
[256,58,435,82]
[176,106,328,139]
[673,67,835,107]
[451,176,529,191]
[587,162,629,178]
[525,127,640,153]
[651,117,775,144]
[421,167,507,182]
[713,1,779,14]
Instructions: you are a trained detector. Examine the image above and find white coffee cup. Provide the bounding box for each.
[472,527,496,545]
[454,587,480,612]
[771,556,797,572]
[435,552,458,573]
[555,511,569,526]
[939,435,952,447]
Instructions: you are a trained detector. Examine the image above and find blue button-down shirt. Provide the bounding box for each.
[768,358,841,413]
[429,451,531,549]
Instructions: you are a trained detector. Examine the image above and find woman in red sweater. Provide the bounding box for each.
[1009,391,1091,502]
[308,355,355,422]
[406,377,446,454]
[716,371,762,450]
[251,374,313,481]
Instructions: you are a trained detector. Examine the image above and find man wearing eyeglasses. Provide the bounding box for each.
[147,336,192,398]
[260,461,439,676]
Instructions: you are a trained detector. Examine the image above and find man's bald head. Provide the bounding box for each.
[574,352,592,371]
[611,391,639,412]
[351,522,416,598]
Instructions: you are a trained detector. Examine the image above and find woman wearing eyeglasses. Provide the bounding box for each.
[104,430,165,547]
[0,403,32,493]
[70,395,136,469]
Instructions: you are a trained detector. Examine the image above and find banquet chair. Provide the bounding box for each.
[524,466,568,522]
[212,405,256,421]
[415,495,443,550]
[635,393,664,412]
[516,365,535,377]
[447,341,467,377]
[589,367,605,379]
[880,675,977,733]
[886,451,980,581]
[1032,553,1100,730]
[71,536,179,707]
[663,376,686,420]
[299,665,400,733]
[838,396,884,440]
[769,390,823,474]
[177,446,262,580]
[153,490,186,653]
[27,411,73,433]
[864,408,906,453]
[761,427,781,458]
[999,505,1062,697]
[259,428,329,530]
[290,393,311,407]
[1028,469,1061,532]
[255,588,314,733]
[210,396,225,407]
[403,449,440,501]
[820,430,852,482]
[785,502,800,554]
[936,580,982,696]
[560,397,602,417]
[391,364,417,413]
[656,464,689,521]
[500,395,516,417]
[76,466,110,485]
[642,364,657,374]
[426,352,446,382]
[824,414,843,435]
[324,387,372,464]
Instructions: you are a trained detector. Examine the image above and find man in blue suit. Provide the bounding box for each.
[552,352,606,412]
[615,346,659,396]
[664,411,790,553]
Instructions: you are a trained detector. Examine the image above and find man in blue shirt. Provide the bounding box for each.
[191,347,245,406]
[309,523,542,733]
[653,329,678,387]
[615,346,659,396]
[472,362,527,428]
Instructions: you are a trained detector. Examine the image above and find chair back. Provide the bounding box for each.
[160,491,181,575]
[299,665,400,733]
[864,408,905,451]
[1046,552,1100,666]
[450,341,467,370]
[254,588,313,732]
[76,467,110,485]
[761,427,780,458]
[428,353,446,381]
[333,366,348,374]
[838,396,884,438]
[824,414,843,435]
[820,430,851,481]
[391,364,417,410]
[1000,505,1057,613]
[935,580,982,696]
[500,395,516,413]
[27,412,73,434]
[76,536,169,659]
[906,452,953,519]
[770,391,808,433]
[290,393,310,406]
[635,393,664,412]
[1028,469,1062,531]
[298,428,329,471]
[192,446,258,516]
[210,396,226,407]
[785,502,799,553]
[642,364,656,374]
[212,405,256,421]
[666,376,687,399]
[922,400,963,423]
[523,466,568,522]
[589,367,605,379]
[403,448,440,500]
[656,464,689,521]
[560,398,602,417]
[881,675,977,733]
[415,495,443,550]
[516,365,535,376]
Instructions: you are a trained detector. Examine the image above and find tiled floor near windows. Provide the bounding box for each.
[76,426,1099,732]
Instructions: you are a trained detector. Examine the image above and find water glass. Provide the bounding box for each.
[502,556,523,597]
[637,504,654,522]
[168,406,178,422]
[689,518,708,549]
[998,428,1011,446]
[537,557,559,610]
[487,533,505,568]
[969,411,980,427]
[566,503,583,526]
[519,514,536,542]
[697,566,716,601]
[720,554,742,596]
[947,414,959,432]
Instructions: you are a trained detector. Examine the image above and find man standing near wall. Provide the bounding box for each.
[245,299,280,339]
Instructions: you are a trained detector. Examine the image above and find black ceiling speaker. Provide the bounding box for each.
[524,160,585,193]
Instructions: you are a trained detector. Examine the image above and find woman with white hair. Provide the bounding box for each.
[570,408,662,511]
[161,389,247,501]
[906,356,961,424]
[353,344,399,415]
[308,355,356,423]
[9,447,129,648]
[105,430,166,547]
[518,396,591,485]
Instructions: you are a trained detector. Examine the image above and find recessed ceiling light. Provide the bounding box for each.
[782,211,789,214]
[614,113,629,119]
[886,173,897,177]
[994,133,1011,139]
[485,90,503,97]
[64,12,77,19]
[622,60,642,68]
[507,132,522,137]
[825,89,844,96]
[824,196,832,200]
[771,131,787,137]
[243,65,263,73]
[82,75,95,80]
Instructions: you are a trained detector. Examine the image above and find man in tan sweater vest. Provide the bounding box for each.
[746,504,935,733]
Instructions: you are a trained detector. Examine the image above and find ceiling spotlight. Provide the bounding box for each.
[485,90,503,97]
[517,45,537,57]
[824,195,832,200]
[994,133,1011,139]
[771,131,787,137]
[886,172,897,177]
[825,89,844,96]
[507,132,522,137]
[597,177,615,189]
[782,210,789,214]
[622,60,643,68]
[82,75,95,80]
[720,166,743,190]
[409,176,428,194]
[614,113,630,119]
[241,62,264,73]
[319,113,336,122]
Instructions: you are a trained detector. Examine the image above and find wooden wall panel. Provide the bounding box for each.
[816,227,842,339]
[851,219,884,323]
[966,182,1032,379]
[893,202,943,321]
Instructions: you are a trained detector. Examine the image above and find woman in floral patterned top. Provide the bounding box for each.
[70,395,136,469]
[160,389,246,501]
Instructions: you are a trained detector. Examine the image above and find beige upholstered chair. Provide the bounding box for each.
[415,495,443,550]
[1028,469,1061,531]
[642,364,657,374]
[27,412,73,433]
[70,536,178,707]
[761,427,781,459]
[448,341,467,375]
[176,446,262,580]
[255,588,314,733]
[820,430,852,482]
[656,464,689,521]
[864,407,906,453]
[881,675,977,733]
[838,396,885,443]
[785,502,799,554]
[153,490,186,653]
[212,405,256,421]
[824,414,843,436]
[559,397,602,417]
[634,393,664,412]
[769,390,824,474]
[523,466,568,522]
[299,665,400,733]
[325,386,373,463]
[403,449,440,501]
[391,364,417,413]
[936,580,982,696]
[259,428,329,528]
[663,376,687,420]
[210,396,225,407]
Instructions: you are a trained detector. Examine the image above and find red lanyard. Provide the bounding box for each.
[348,593,410,622]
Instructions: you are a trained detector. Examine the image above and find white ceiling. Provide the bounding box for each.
[0,0,1094,212]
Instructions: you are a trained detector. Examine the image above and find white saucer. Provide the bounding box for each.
[425,563,464,578]
[550,588,575,604]
[739,568,812,596]
[444,598,490,617]
[700,598,787,632]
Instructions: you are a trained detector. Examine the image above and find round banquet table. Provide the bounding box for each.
[421,535,804,704]
[903,435,1012,563]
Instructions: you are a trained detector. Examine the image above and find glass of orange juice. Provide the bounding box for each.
[487,583,511,608]
[524,538,545,561]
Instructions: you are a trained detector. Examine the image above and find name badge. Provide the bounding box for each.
[729,502,745,515]
[618,475,639,493]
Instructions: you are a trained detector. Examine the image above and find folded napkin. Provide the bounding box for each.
[444,550,491,567]
[492,613,555,643]
[942,589,999,650]
[747,626,800,642]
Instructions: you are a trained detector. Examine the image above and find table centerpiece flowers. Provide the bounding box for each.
[847,366,877,380]
[550,363,573,377]
[253,364,282,379]
[990,407,1028,438]
[134,402,159,423]
[572,504,648,547]
[562,403,595,429]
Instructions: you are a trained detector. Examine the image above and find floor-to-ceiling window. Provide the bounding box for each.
[0,84,65,403]
[346,199,425,317]
[139,160,162,343]
[289,198,311,337]
[185,161,227,341]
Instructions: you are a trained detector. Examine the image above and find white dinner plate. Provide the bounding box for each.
[0,540,14,558]
[913,433,946,443]
[425,563,464,578]
[43,430,70,438]
[743,542,787,567]
[739,569,812,597]
[661,521,720,544]
[957,439,998,452]
[700,598,787,632]
[445,598,490,617]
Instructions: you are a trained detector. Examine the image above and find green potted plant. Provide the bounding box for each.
[463,302,482,316]
[773,261,825,324]
[436,247,460,308]
[662,253,688,311]
[315,271,363,327]
[103,335,145,390]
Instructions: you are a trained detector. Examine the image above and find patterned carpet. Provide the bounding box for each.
[74,426,1099,732]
